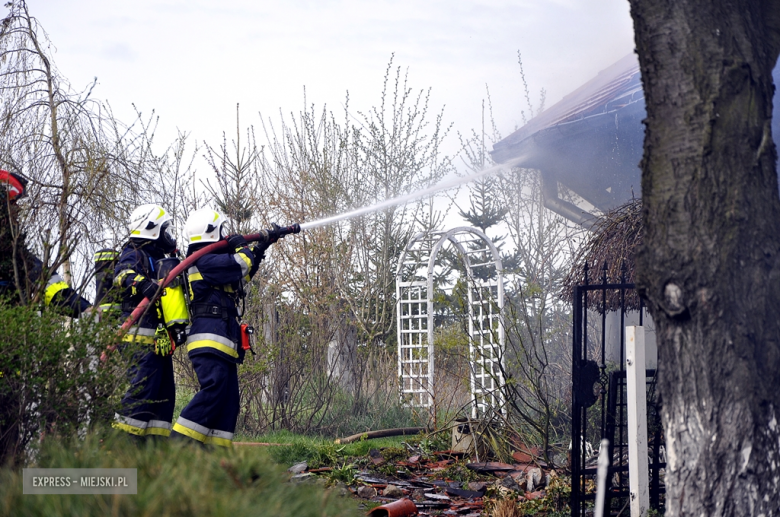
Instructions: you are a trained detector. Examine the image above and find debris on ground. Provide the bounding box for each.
[283,443,572,516]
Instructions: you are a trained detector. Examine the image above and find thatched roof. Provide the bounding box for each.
[561,199,643,312]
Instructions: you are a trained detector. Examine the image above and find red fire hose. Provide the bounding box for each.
[101,224,300,361]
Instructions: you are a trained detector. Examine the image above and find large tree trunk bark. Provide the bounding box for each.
[629,1,780,514]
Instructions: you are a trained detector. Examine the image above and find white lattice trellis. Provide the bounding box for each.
[396,227,505,417]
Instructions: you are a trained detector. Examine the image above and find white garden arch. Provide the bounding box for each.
[396,227,505,417]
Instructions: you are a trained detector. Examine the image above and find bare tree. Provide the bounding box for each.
[205,59,454,435]
[0,1,175,300]
[344,56,454,348]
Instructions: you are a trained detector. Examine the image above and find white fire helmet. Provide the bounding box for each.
[128,204,172,240]
[185,208,226,244]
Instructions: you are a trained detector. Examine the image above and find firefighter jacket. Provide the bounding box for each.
[114,240,167,346]
[186,244,261,364]
[0,253,90,317]
[0,207,90,316]
[31,256,91,317]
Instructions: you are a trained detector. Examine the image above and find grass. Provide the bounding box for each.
[250,429,417,468]
[172,386,195,425]
[0,430,360,517]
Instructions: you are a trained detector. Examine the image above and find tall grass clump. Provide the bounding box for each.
[0,430,359,516]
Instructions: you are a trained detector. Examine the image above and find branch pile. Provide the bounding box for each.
[561,199,643,313]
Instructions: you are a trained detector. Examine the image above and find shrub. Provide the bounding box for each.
[0,303,126,465]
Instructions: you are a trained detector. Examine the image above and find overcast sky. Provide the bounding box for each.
[30,0,635,167]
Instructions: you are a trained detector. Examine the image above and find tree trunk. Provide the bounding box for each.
[629,1,780,514]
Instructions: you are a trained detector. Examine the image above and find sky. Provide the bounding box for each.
[30,0,636,168]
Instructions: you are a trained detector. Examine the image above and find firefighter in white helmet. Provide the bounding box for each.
[112,203,184,440]
[170,208,272,447]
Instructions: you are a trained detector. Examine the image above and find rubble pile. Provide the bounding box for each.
[286,446,571,516]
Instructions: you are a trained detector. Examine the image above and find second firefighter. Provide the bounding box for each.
[171,208,268,447]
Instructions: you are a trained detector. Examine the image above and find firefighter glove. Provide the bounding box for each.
[169,323,187,347]
[253,239,270,255]
[227,233,248,250]
[154,325,175,356]
[138,279,159,300]
[269,223,281,243]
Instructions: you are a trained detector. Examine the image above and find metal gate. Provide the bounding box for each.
[396,227,505,417]
[570,263,666,516]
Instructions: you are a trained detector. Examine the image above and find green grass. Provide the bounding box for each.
[173,386,195,424]
[0,430,360,517]
[249,429,418,468]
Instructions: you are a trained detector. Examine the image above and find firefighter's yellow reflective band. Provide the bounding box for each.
[148,419,172,430]
[131,230,141,235]
[234,251,251,276]
[122,326,157,345]
[44,282,69,306]
[188,272,203,281]
[156,208,165,220]
[172,417,233,447]
[173,417,209,443]
[122,334,156,344]
[190,236,202,242]
[186,333,239,358]
[113,421,146,436]
[94,251,118,261]
[172,423,207,443]
[146,420,172,437]
[212,211,219,222]
[113,413,147,436]
[206,435,233,448]
[115,268,137,285]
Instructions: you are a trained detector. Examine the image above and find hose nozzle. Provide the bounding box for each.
[268,223,301,241]
[249,223,302,244]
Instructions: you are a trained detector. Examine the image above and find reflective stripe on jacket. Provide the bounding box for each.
[115,241,166,332]
[29,256,91,316]
[186,246,259,364]
[122,326,157,345]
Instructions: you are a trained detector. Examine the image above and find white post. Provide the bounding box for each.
[626,326,649,517]
[594,438,611,517]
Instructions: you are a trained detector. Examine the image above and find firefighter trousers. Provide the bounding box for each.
[170,353,239,447]
[114,350,175,437]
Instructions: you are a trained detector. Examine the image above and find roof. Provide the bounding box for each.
[491,54,645,214]
[494,54,780,220]
[493,54,642,158]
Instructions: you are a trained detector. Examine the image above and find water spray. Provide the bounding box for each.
[299,156,523,231]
